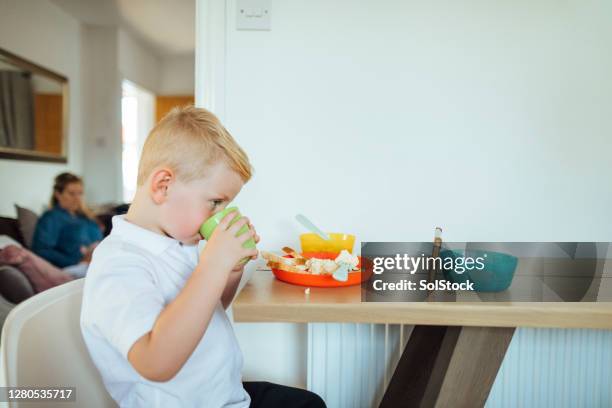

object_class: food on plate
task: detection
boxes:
[335,250,359,267]
[261,249,359,275]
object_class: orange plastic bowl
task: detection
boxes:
[271,251,372,288]
[299,233,356,254]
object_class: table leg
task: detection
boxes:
[379,325,515,408]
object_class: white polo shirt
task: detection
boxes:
[80,215,250,408]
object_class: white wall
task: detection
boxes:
[0,0,83,216]
[118,28,161,94]
[197,0,612,389]
[159,54,195,95]
[118,30,194,96]
[81,26,123,205]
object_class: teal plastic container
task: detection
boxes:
[440,249,518,292]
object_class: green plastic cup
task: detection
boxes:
[199,207,256,264]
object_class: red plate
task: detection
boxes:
[271,251,372,288]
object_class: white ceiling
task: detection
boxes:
[50,0,195,57]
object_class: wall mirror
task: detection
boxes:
[0,47,68,163]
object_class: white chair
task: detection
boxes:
[0,279,116,408]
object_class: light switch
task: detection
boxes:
[236,0,271,31]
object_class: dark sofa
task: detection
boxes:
[0,216,36,333]
[0,216,35,299]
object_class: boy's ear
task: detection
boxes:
[150,168,174,204]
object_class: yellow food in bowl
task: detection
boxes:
[300,233,356,254]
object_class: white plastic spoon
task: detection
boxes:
[295,214,330,241]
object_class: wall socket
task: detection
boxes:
[236,0,271,31]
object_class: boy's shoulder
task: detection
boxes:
[87,233,157,279]
[93,232,149,259]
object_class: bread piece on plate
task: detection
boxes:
[261,251,296,265]
[267,261,306,274]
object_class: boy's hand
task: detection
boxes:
[249,220,261,247]
[200,212,258,276]
[230,221,260,272]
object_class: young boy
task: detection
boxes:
[80,107,325,408]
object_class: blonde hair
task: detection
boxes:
[137,106,252,186]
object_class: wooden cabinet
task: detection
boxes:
[155,95,194,123]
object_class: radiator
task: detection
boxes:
[307,324,612,408]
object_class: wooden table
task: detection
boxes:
[233,271,612,408]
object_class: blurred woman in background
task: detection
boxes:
[32,172,102,272]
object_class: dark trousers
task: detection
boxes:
[243,381,326,408]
